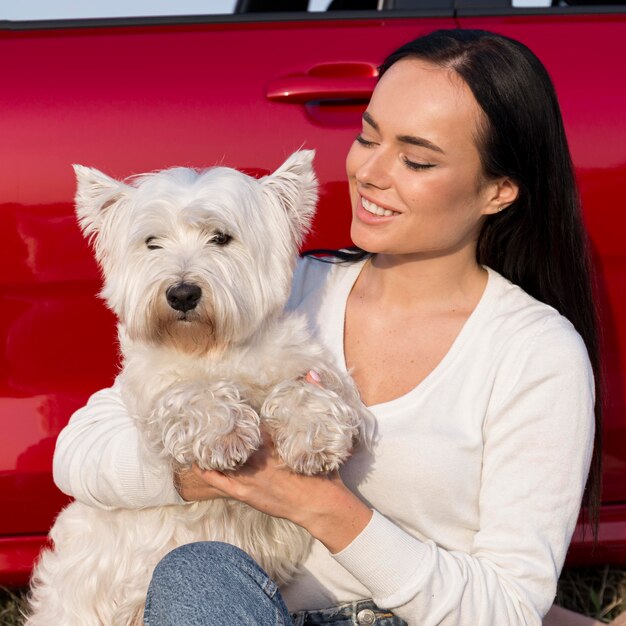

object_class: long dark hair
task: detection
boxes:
[310,29,603,535]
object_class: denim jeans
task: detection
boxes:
[144,541,407,626]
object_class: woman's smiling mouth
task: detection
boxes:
[361,197,400,217]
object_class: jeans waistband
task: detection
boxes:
[291,599,400,625]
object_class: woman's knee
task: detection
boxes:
[155,541,248,572]
[145,542,290,625]
[151,542,261,593]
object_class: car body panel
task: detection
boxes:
[456,12,626,506]
[1,6,625,586]
[1,14,457,586]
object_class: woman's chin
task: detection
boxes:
[349,228,377,254]
[349,222,393,255]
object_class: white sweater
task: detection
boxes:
[53,257,595,626]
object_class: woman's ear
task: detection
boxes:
[482,177,520,215]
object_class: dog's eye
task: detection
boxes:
[145,237,162,250]
[211,232,232,246]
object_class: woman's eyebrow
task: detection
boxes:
[397,134,444,154]
[362,111,445,155]
[362,111,379,131]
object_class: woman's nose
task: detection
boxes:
[355,149,392,190]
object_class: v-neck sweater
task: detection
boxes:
[53,256,595,626]
[279,256,594,625]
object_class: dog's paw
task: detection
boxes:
[149,381,261,470]
[197,406,262,471]
[261,376,361,475]
[275,434,351,475]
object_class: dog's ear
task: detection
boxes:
[260,150,318,245]
[73,165,131,239]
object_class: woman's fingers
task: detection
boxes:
[193,465,235,492]
[305,369,322,386]
[174,466,228,502]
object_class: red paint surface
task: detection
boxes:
[456,12,626,506]
[1,11,626,584]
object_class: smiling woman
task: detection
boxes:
[50,29,602,626]
[340,60,519,407]
[346,59,517,262]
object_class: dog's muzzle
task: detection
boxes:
[166,283,202,312]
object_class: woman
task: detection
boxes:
[54,29,606,625]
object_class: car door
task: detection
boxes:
[456,0,626,563]
[0,1,457,585]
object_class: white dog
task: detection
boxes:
[26,150,368,626]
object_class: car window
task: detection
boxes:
[3,0,624,22]
[457,0,626,11]
[513,0,626,5]
[510,0,625,5]
[0,1,234,20]
[0,0,383,21]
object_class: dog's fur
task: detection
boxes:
[26,151,368,625]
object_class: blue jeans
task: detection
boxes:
[144,541,407,625]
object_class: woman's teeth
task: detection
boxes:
[362,197,399,217]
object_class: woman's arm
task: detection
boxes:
[194,432,373,552]
[53,380,184,509]
[191,369,373,552]
[336,320,594,625]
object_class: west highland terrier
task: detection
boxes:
[26,150,368,626]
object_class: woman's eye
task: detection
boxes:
[145,237,162,250]
[211,232,232,246]
[355,134,376,147]
[402,157,436,171]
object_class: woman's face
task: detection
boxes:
[346,58,513,259]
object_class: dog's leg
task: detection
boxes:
[26,503,159,626]
[261,368,362,475]
[148,380,261,470]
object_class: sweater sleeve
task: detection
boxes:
[53,380,184,509]
[332,318,595,626]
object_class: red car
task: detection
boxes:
[2,0,625,587]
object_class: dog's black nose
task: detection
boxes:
[166,283,202,312]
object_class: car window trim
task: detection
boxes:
[0,8,456,31]
[455,0,626,16]
[3,4,624,30]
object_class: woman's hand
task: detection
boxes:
[175,371,325,503]
[174,467,228,502]
[192,431,372,553]
[178,370,373,552]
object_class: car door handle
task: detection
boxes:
[266,62,378,104]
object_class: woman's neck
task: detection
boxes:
[355,250,488,313]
